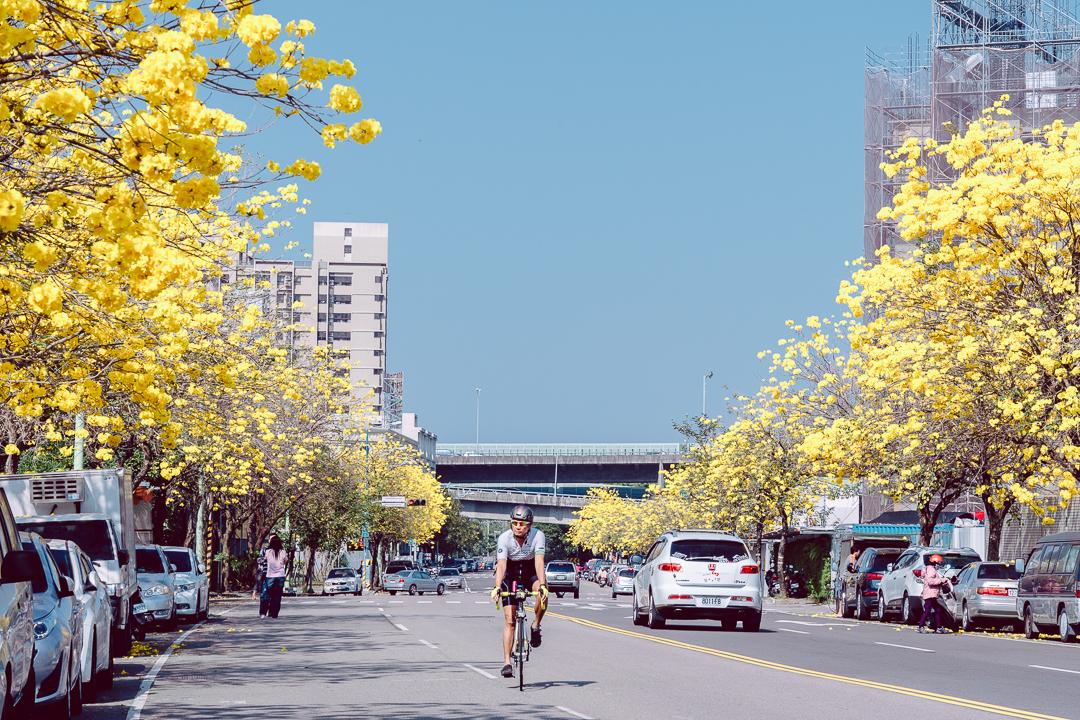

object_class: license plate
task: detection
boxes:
[134,603,147,613]
[556,575,566,580]
[696,596,729,608]
[1008,588,1017,597]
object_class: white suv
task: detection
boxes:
[877,546,982,624]
[632,530,763,631]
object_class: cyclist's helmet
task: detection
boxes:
[510,505,534,523]
[928,554,943,565]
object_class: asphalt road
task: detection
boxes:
[81,578,1080,720]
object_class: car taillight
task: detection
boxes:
[977,587,1010,596]
[658,563,682,573]
[866,573,883,581]
[668,594,692,600]
[913,569,923,578]
[741,565,759,574]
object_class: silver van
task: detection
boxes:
[1017,532,1080,642]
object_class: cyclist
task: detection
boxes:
[490,504,548,678]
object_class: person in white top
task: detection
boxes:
[490,505,548,678]
[264,535,287,619]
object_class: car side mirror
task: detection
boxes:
[886,563,894,572]
[117,550,130,566]
[58,575,75,599]
[0,550,39,585]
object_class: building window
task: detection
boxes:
[329,273,352,286]
[373,368,382,375]
[332,313,350,322]
[331,331,351,341]
[318,313,327,322]
[374,331,383,338]
[254,271,271,284]
[374,275,383,283]
[318,276,327,285]
[374,312,384,319]
[317,331,327,341]
[333,295,351,304]
[294,276,303,287]
[373,349,383,356]
[344,227,352,237]
[374,294,384,302]
[344,245,352,254]
[318,294,327,304]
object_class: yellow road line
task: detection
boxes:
[549,612,1065,720]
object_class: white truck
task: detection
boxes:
[0,468,138,656]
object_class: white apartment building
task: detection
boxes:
[225,222,389,423]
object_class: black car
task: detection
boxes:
[837,547,904,620]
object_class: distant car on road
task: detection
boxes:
[323,568,362,596]
[611,568,636,598]
[437,568,463,589]
[163,545,210,622]
[837,547,904,620]
[384,570,445,596]
[633,529,762,631]
[876,546,981,625]
[940,561,1021,632]
[384,559,418,577]
[545,561,579,599]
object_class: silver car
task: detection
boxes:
[611,567,637,598]
[48,539,113,700]
[633,529,763,631]
[164,546,210,621]
[383,570,444,596]
[323,567,362,596]
[436,568,463,590]
[941,561,1022,632]
[136,545,177,629]
[22,532,84,716]
[545,561,579,599]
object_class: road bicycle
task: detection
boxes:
[499,584,544,691]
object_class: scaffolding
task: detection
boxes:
[382,371,403,429]
[865,1,1080,259]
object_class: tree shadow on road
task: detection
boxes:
[144,701,581,719]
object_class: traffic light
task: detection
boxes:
[406,498,427,507]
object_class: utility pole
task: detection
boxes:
[474,387,481,450]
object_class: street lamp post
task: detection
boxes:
[474,387,481,450]
[702,371,713,418]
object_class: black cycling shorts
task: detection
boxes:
[500,559,538,607]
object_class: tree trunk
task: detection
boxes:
[303,543,317,594]
[917,501,939,546]
[754,521,764,566]
[777,524,789,600]
[980,494,1012,562]
[220,512,233,591]
[372,535,386,589]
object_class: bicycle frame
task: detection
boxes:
[500,582,539,691]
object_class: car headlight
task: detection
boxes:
[175,583,194,592]
[143,584,170,597]
[34,612,57,640]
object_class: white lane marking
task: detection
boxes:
[556,706,594,719]
[419,639,439,649]
[464,663,496,679]
[623,616,633,619]
[563,602,578,607]
[775,620,856,627]
[418,600,432,604]
[874,641,934,653]
[359,600,374,604]
[1030,664,1080,675]
[474,600,488,604]
[393,623,409,632]
[447,600,462,604]
[618,604,631,608]
[777,628,809,635]
[390,600,403,604]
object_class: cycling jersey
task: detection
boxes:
[497,528,546,605]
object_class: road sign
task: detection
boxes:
[381,496,406,507]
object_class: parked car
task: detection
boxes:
[384,570,444,596]
[384,560,417,577]
[1017,532,1080,641]
[0,488,37,716]
[323,568,363,596]
[611,568,637,598]
[437,568,463,590]
[877,546,982,624]
[632,529,762,631]
[939,561,1021,632]
[23,531,84,717]
[135,544,177,630]
[837,547,904,620]
[163,546,210,622]
[48,539,113,701]
[545,561,579,599]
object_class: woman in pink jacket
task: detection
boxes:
[917,554,947,634]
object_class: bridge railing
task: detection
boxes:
[437,443,685,457]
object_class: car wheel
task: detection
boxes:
[721,618,737,631]
[83,642,98,703]
[408,585,417,596]
[70,659,83,716]
[632,592,646,626]
[1059,608,1075,643]
[165,611,179,632]
[856,592,869,621]
[1024,605,1038,639]
[555,592,564,598]
[13,667,33,718]
[112,622,132,659]
[961,603,972,632]
[647,592,666,629]
[97,651,113,692]
[877,593,887,622]
[742,612,762,632]
[388,591,397,596]
[436,584,445,596]
[574,588,579,599]
[901,593,914,625]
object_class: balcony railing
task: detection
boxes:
[436,443,685,457]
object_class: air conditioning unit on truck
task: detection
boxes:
[0,468,137,656]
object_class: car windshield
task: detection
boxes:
[924,553,980,571]
[619,570,636,578]
[136,548,164,574]
[165,550,193,573]
[548,563,575,572]
[49,547,73,580]
[669,539,749,563]
[21,541,48,593]
[867,553,901,571]
[17,519,114,562]
[327,569,354,579]
[978,564,1022,580]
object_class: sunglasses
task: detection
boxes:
[511,520,531,527]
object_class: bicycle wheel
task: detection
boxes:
[516,614,526,691]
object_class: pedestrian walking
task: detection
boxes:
[917,553,947,634]
[252,538,270,618]
[264,535,288,619]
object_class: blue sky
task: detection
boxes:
[252,1,928,443]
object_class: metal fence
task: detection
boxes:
[436,443,685,457]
